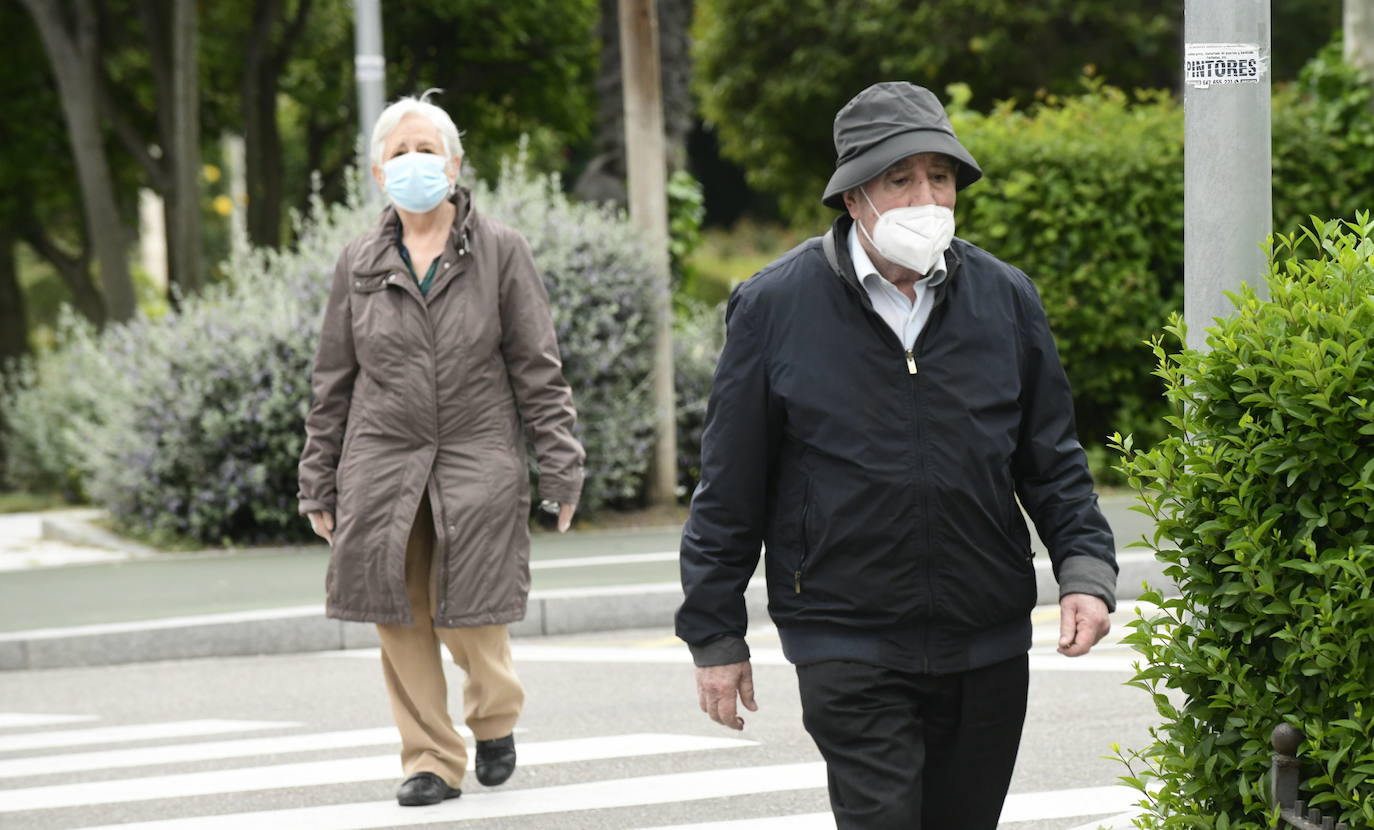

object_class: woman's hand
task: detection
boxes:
[307,511,335,545]
[557,502,577,533]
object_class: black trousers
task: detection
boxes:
[796,654,1029,830]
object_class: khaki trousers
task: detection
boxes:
[376,492,524,787]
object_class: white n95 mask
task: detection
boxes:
[858,187,955,275]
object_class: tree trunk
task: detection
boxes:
[20,0,134,323]
[0,229,28,367]
[167,0,203,293]
[1347,0,1374,80]
[243,0,284,248]
[574,0,693,205]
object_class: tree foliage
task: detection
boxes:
[694,0,1341,226]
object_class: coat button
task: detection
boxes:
[354,280,361,287]
[443,262,450,269]
[388,275,396,283]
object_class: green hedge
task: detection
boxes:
[946,43,1374,476]
[1110,215,1374,828]
[951,82,1183,464]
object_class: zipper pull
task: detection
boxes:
[905,350,918,375]
[794,571,802,594]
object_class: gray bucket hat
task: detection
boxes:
[822,82,982,210]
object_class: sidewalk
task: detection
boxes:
[0,494,1171,671]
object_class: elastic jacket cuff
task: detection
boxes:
[298,498,333,517]
[1057,555,1119,612]
[539,468,584,506]
[688,636,751,667]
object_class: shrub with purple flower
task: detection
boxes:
[1,154,719,545]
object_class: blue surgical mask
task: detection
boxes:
[381,152,452,213]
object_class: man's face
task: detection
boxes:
[842,152,957,228]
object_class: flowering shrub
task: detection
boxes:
[473,156,656,510]
[2,158,673,544]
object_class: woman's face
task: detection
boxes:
[371,114,460,191]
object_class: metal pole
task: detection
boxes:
[353,0,386,196]
[1346,0,1374,80]
[619,0,678,507]
[1184,0,1272,351]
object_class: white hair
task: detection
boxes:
[369,89,464,167]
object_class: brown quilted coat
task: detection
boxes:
[298,188,584,626]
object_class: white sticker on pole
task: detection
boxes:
[1185,43,1265,89]
[355,55,385,83]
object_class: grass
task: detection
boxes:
[681,220,810,306]
[0,491,68,514]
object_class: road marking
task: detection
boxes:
[0,733,754,813]
[0,720,297,754]
[69,761,828,829]
[1027,653,1137,673]
[0,713,99,730]
[333,644,1136,672]
[0,727,399,779]
[1065,810,1145,830]
[1000,786,1142,822]
[531,551,678,569]
[630,785,1142,828]
[637,814,835,829]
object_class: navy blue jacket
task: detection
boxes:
[676,216,1117,674]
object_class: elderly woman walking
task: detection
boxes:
[297,91,584,807]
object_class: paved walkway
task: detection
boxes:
[0,494,1167,670]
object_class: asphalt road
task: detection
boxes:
[0,604,1163,830]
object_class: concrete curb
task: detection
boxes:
[38,511,160,558]
[0,552,1175,672]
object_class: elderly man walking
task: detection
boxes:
[676,81,1119,829]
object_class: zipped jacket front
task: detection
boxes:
[676,215,1117,674]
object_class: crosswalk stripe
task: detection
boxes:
[1064,810,1143,830]
[0,714,99,730]
[69,761,829,830]
[0,720,298,754]
[333,644,1137,673]
[637,814,834,829]
[1026,653,1137,672]
[1000,786,1140,822]
[0,727,400,779]
[630,786,1142,829]
[0,733,754,813]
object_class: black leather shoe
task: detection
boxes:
[475,734,517,786]
[396,772,461,806]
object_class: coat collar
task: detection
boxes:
[352,187,476,279]
[822,213,962,308]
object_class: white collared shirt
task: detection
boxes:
[848,224,948,351]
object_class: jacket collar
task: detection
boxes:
[822,214,962,308]
[352,187,476,280]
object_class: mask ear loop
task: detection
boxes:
[447,156,462,196]
[856,185,883,250]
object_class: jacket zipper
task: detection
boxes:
[908,332,937,673]
[794,478,811,594]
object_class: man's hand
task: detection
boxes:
[1058,593,1111,656]
[307,511,334,545]
[695,661,758,730]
